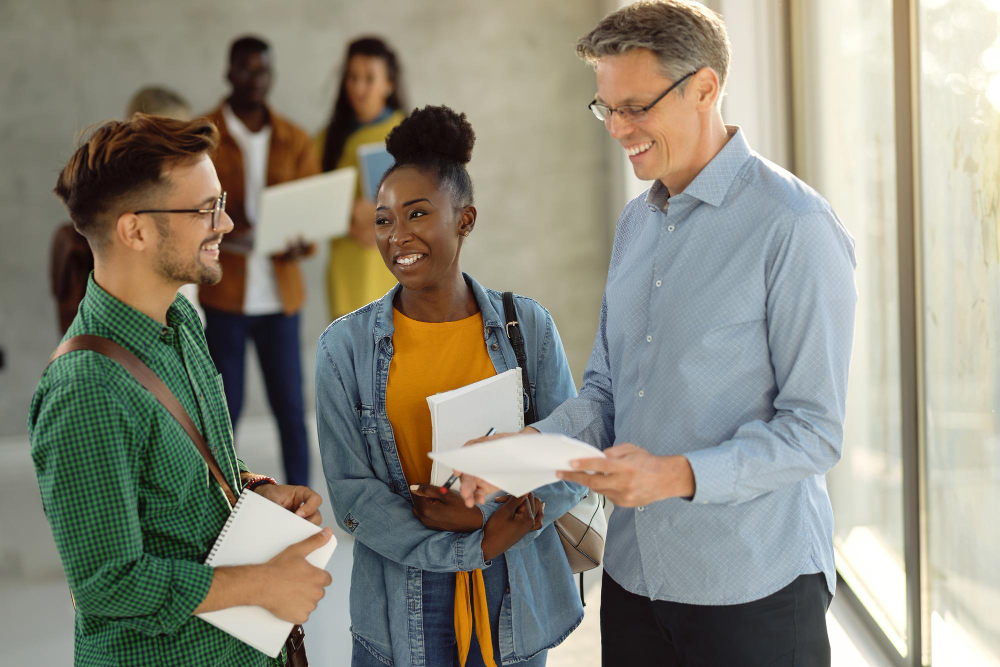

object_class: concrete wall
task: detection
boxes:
[0,0,610,437]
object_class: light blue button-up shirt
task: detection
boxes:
[534,127,857,605]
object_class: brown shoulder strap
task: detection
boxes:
[50,334,238,506]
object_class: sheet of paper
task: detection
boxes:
[426,368,524,487]
[427,433,605,496]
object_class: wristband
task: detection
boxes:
[245,475,278,492]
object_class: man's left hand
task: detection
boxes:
[253,483,323,525]
[556,443,695,507]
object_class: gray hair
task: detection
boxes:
[577,1,731,99]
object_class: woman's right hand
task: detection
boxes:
[481,493,544,561]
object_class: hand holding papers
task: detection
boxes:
[428,433,605,497]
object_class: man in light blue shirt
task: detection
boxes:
[462,2,856,665]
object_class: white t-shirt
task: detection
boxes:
[222,105,283,315]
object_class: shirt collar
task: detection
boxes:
[646,125,751,209]
[82,273,183,355]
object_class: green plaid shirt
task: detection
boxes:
[29,275,274,666]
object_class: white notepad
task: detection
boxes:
[426,368,526,487]
[428,433,606,496]
[196,490,337,658]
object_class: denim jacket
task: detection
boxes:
[315,274,586,667]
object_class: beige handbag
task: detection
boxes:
[553,490,607,573]
[503,293,608,586]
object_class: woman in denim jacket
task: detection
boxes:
[315,106,585,667]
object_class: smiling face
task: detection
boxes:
[374,165,474,293]
[345,54,394,124]
[151,155,233,286]
[595,48,703,188]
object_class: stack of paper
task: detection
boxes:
[426,368,525,487]
[428,433,605,496]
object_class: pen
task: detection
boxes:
[440,427,496,494]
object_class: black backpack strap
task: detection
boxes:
[502,292,538,424]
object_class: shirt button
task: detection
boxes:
[646,335,652,343]
[655,280,662,287]
[491,343,499,351]
[637,389,644,398]
[667,225,675,232]
[637,505,646,512]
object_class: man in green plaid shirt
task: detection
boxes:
[29,114,333,666]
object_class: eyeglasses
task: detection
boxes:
[134,191,227,231]
[588,70,699,124]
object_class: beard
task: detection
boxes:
[154,221,223,286]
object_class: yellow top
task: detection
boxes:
[316,110,406,321]
[385,307,498,667]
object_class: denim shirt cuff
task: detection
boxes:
[685,447,737,505]
[457,530,489,571]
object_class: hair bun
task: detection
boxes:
[385,105,475,166]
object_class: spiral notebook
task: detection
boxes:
[196,490,337,658]
[426,368,526,487]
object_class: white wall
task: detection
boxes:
[0,0,611,436]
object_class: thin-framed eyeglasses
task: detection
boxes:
[134,191,227,231]
[588,70,699,124]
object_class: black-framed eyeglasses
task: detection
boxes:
[134,191,227,231]
[588,70,699,124]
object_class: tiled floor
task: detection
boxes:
[1,416,892,665]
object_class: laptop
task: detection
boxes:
[252,166,357,256]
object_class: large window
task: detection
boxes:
[918,0,1000,663]
[792,0,908,654]
[794,0,1000,664]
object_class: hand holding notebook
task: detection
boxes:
[196,490,338,658]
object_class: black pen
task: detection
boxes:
[440,427,496,494]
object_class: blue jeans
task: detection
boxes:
[203,308,310,486]
[420,555,547,667]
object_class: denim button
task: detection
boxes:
[491,343,499,351]
[637,389,644,398]
[637,506,646,512]
[655,280,662,287]
[668,225,675,232]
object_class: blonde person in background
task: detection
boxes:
[317,36,406,320]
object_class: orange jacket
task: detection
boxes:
[198,104,320,315]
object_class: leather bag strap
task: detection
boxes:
[50,334,239,506]
[502,292,538,424]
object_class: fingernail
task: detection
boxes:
[570,460,581,469]
[297,509,305,516]
[409,484,419,491]
[556,472,564,479]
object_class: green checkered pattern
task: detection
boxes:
[28,275,275,666]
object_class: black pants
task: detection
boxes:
[600,571,832,667]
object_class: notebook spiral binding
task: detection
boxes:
[205,490,250,565]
